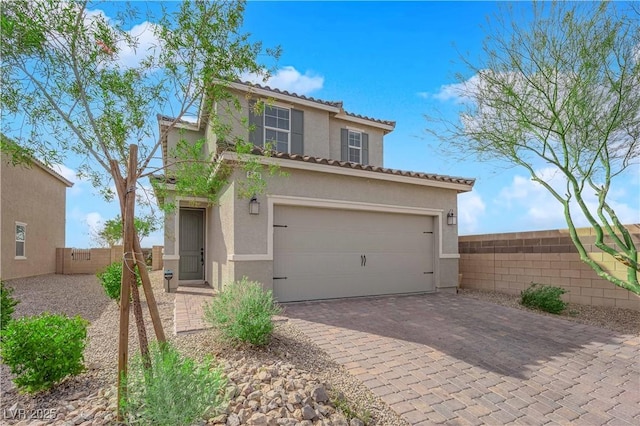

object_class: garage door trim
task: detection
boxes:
[228,195,454,262]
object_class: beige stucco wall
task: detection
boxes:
[164,128,206,176]
[228,164,460,293]
[1,160,68,279]
[163,161,464,294]
[329,117,385,167]
[233,166,459,254]
[206,182,235,292]
[200,88,385,166]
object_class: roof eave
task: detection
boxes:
[333,112,395,133]
[228,81,343,113]
[221,151,474,193]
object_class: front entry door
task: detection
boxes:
[179,208,204,281]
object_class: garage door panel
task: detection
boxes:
[274,253,359,277]
[275,229,378,252]
[273,205,436,302]
[276,229,430,253]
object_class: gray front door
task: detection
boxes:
[179,208,204,281]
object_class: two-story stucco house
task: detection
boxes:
[157,82,474,302]
[1,149,73,280]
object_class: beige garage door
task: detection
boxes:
[273,205,435,302]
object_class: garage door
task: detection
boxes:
[273,205,435,302]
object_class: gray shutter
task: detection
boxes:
[340,128,348,161]
[362,133,369,165]
[291,109,304,155]
[248,100,263,148]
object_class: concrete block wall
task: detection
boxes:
[56,246,123,275]
[459,225,640,310]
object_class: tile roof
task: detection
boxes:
[222,143,474,186]
[157,114,199,127]
[153,147,475,187]
[342,111,396,128]
[237,81,395,128]
[238,81,344,109]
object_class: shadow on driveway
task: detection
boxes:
[282,293,634,380]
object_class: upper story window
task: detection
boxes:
[341,128,369,165]
[264,106,290,153]
[249,101,304,155]
[15,222,26,258]
[348,131,362,163]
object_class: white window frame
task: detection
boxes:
[15,222,26,259]
[348,130,362,163]
[263,105,291,153]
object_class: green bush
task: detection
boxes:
[1,280,19,331]
[0,313,88,393]
[122,342,226,425]
[520,283,568,314]
[203,277,282,346]
[96,262,141,302]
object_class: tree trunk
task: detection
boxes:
[117,144,138,421]
[110,160,166,345]
[134,235,166,345]
[130,266,151,369]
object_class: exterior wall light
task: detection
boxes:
[447,209,457,226]
[249,196,260,215]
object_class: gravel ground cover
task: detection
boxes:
[0,272,406,425]
[1,273,637,425]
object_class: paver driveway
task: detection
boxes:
[282,293,639,425]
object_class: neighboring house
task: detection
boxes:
[156,82,475,302]
[0,149,73,280]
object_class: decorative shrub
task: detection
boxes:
[96,262,141,302]
[0,313,88,393]
[203,277,282,346]
[122,342,226,425]
[1,280,19,331]
[520,283,568,314]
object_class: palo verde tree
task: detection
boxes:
[429,1,639,294]
[1,0,277,415]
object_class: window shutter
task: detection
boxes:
[291,109,304,155]
[340,128,348,161]
[248,100,263,148]
[362,133,369,165]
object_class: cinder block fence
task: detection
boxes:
[56,245,164,275]
[459,225,640,311]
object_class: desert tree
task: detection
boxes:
[428,1,639,294]
[1,0,277,415]
[92,214,158,248]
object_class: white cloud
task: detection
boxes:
[241,66,324,95]
[431,74,482,104]
[458,192,486,234]
[113,21,162,69]
[52,163,79,183]
[85,212,104,235]
[495,167,640,230]
[52,163,87,196]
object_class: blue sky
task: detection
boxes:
[50,1,639,247]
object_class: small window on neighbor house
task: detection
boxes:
[264,105,290,153]
[348,130,362,163]
[15,222,26,258]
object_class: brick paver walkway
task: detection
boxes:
[283,294,640,425]
[173,285,214,334]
